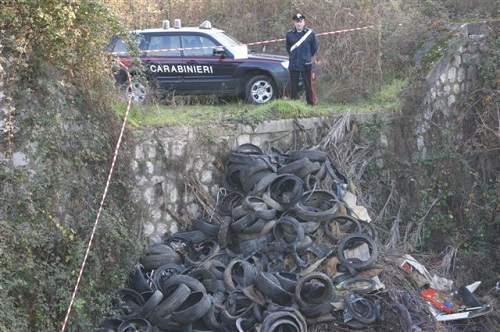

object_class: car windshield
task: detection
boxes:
[212,32,242,47]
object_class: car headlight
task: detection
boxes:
[281,61,289,69]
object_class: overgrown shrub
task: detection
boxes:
[4,0,123,83]
[1,1,145,330]
[0,65,145,330]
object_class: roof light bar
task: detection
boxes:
[199,20,212,29]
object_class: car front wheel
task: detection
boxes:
[245,75,277,104]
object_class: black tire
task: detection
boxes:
[254,272,292,305]
[344,293,377,324]
[171,291,212,325]
[153,283,191,317]
[337,233,378,270]
[323,215,362,243]
[117,318,152,332]
[245,75,277,104]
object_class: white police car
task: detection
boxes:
[109,19,291,104]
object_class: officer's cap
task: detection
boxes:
[292,13,305,21]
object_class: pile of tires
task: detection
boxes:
[95,144,410,331]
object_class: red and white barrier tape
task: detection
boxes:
[246,25,375,46]
[111,25,374,56]
[60,64,134,332]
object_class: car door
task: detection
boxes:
[141,33,183,91]
[181,33,240,94]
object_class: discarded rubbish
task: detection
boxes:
[398,254,493,323]
[421,288,454,313]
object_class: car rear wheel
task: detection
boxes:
[122,76,148,104]
[245,75,276,104]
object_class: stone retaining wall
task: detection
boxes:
[415,22,488,159]
[130,118,324,242]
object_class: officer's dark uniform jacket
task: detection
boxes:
[285,27,318,71]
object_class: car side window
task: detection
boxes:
[113,38,128,53]
[147,35,181,57]
[182,35,218,57]
[111,33,144,54]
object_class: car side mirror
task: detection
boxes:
[213,46,225,57]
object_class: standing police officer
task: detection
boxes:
[286,13,318,106]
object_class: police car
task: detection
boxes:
[108,19,291,104]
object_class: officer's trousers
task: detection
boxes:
[289,68,315,105]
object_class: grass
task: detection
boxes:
[356,78,406,111]
[111,79,406,128]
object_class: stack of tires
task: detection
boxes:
[96,144,393,331]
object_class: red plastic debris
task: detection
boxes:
[421,288,453,313]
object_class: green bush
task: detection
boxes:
[1,1,145,330]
